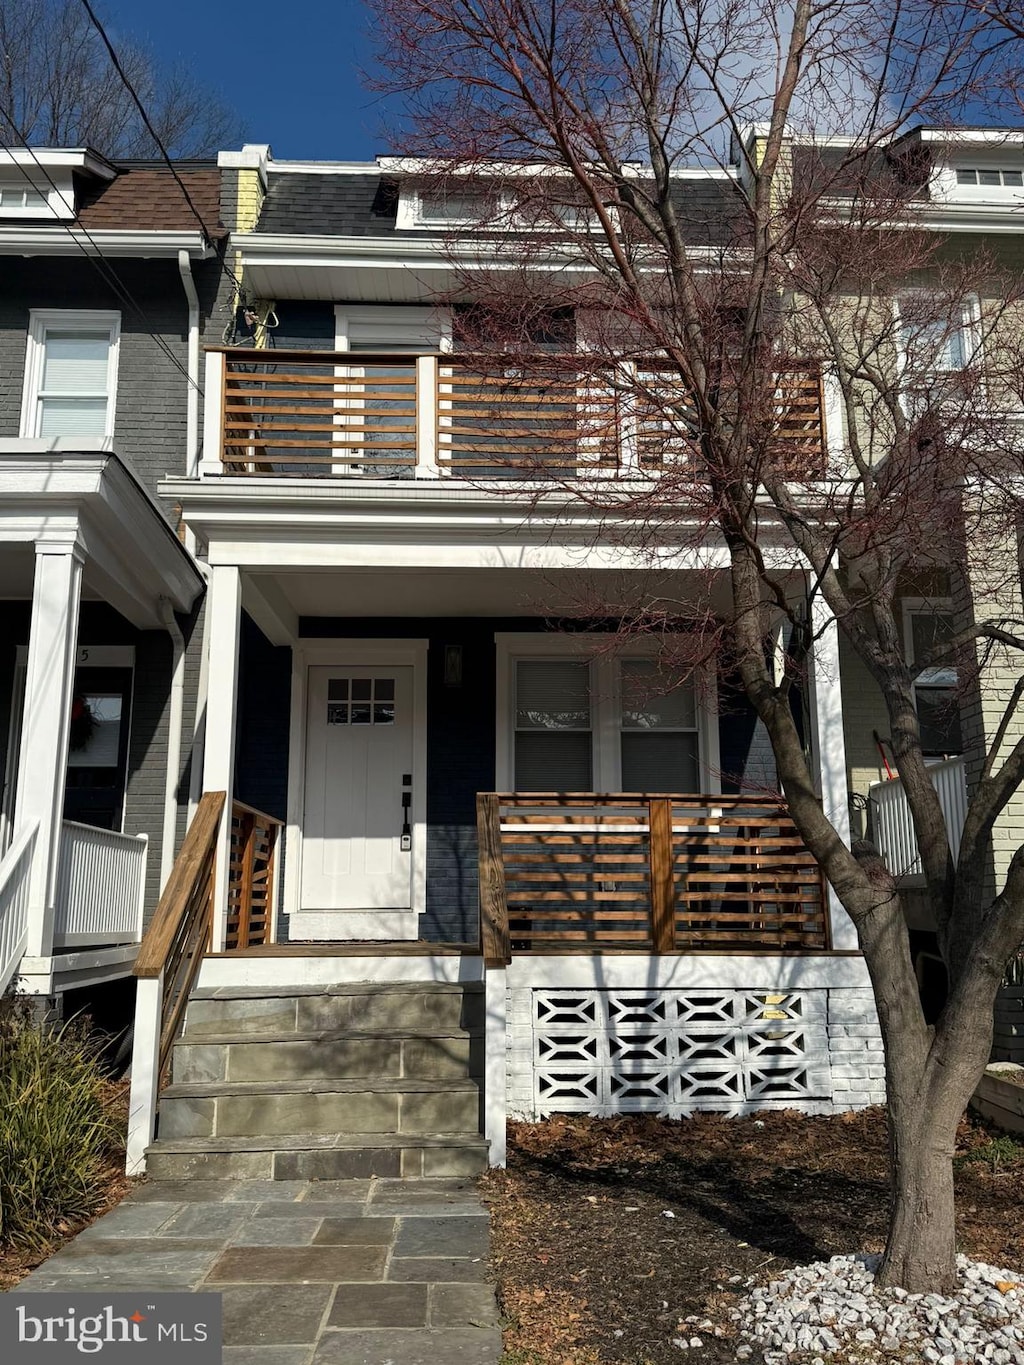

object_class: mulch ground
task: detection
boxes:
[481,1109,1024,1365]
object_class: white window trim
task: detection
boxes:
[20,309,121,440]
[494,633,720,794]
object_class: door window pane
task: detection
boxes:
[67,693,122,768]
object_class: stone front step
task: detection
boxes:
[143,1131,489,1181]
[184,982,485,1037]
[170,1027,482,1086]
[158,1076,483,1139]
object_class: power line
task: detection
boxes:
[77,0,211,243]
[0,119,203,397]
[76,0,249,300]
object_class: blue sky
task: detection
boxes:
[125,0,401,161]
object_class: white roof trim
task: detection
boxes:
[0,148,116,180]
[0,227,212,257]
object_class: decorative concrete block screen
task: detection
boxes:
[506,983,884,1119]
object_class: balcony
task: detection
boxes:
[202,348,826,479]
[868,757,968,881]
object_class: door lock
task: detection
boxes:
[400,784,412,852]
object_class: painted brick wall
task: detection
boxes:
[0,255,223,506]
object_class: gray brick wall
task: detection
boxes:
[0,255,224,506]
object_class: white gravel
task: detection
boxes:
[729,1253,1024,1364]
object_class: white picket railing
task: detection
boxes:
[0,823,37,995]
[869,757,969,880]
[54,821,148,947]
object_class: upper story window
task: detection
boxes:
[397,181,596,233]
[955,168,1023,189]
[903,599,962,757]
[897,294,980,393]
[0,172,74,219]
[20,311,120,440]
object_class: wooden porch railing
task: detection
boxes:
[227,801,283,951]
[477,793,829,960]
[205,347,825,479]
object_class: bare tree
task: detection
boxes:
[0,0,243,157]
[371,0,1024,1292]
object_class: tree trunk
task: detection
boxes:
[878,1105,960,1294]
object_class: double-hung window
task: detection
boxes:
[506,643,710,793]
[903,600,962,757]
[897,294,980,399]
[21,311,120,440]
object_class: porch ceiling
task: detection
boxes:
[0,543,139,606]
[246,566,737,620]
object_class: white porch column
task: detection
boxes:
[204,564,242,952]
[16,539,84,960]
[484,966,508,1166]
[807,591,859,951]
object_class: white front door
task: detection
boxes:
[300,664,416,936]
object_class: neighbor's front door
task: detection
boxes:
[300,665,415,934]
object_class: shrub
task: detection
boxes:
[0,998,124,1250]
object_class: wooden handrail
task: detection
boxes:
[134,790,225,1082]
[135,792,224,979]
[477,793,511,967]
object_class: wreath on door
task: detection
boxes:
[69,696,96,752]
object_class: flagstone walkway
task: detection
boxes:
[12,1177,502,1364]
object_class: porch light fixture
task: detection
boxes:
[444,644,463,687]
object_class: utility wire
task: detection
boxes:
[77,0,249,300]
[0,117,203,396]
[77,0,211,242]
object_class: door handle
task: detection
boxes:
[400,787,412,851]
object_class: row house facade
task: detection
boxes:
[0,131,1019,1179]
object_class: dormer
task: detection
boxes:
[0,148,115,221]
[917,129,1024,206]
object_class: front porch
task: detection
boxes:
[0,439,204,1000]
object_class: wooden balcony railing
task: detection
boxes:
[476,793,829,961]
[203,348,825,479]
